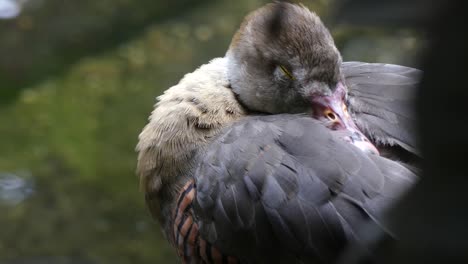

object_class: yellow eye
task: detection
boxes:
[279,65,294,80]
[324,109,337,121]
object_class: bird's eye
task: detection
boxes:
[324,109,337,121]
[279,65,294,80]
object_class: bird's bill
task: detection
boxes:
[310,82,379,155]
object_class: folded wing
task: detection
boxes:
[342,62,422,158]
[193,115,416,263]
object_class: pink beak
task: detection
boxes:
[310,82,379,155]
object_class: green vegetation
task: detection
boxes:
[0,0,213,101]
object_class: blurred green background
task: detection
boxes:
[0,0,422,263]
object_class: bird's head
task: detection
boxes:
[226,2,378,154]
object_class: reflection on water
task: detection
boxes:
[0,0,20,19]
[0,171,34,205]
[0,0,28,19]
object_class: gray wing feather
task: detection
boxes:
[193,115,416,263]
[342,61,422,156]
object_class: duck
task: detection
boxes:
[136,2,421,263]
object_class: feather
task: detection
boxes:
[192,115,417,263]
[342,61,422,157]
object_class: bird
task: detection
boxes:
[136,2,421,263]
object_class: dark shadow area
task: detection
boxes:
[335,0,468,262]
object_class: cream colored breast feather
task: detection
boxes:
[136,57,246,195]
